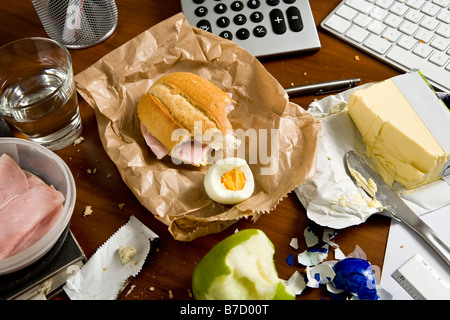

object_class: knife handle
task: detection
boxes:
[408,217,450,268]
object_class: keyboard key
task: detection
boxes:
[415,27,435,42]
[429,50,449,66]
[405,9,424,22]
[346,25,370,42]
[364,34,392,53]
[398,34,418,49]
[436,23,450,37]
[413,42,433,57]
[346,0,374,14]
[420,16,440,29]
[433,0,450,7]
[385,13,403,27]
[336,5,358,20]
[431,35,450,51]
[390,2,408,15]
[399,20,419,35]
[324,14,352,33]
[406,0,426,9]
[421,2,441,15]
[376,0,395,9]
[354,13,373,27]
[383,27,402,41]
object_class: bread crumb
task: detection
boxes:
[169,290,174,299]
[73,136,84,145]
[106,172,113,179]
[83,205,93,217]
[149,286,155,291]
[125,284,136,297]
[354,55,360,61]
[118,203,125,210]
[119,245,137,264]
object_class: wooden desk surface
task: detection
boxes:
[0,0,398,300]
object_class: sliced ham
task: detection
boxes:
[141,123,210,165]
[171,140,210,166]
[141,123,169,159]
[0,154,65,260]
[0,154,29,208]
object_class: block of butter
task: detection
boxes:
[348,71,450,190]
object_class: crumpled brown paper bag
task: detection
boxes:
[74,13,322,241]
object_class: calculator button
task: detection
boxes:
[234,14,247,25]
[219,30,233,40]
[286,6,303,32]
[193,0,205,4]
[194,6,208,17]
[270,9,287,34]
[214,4,227,14]
[253,25,268,37]
[283,0,296,3]
[197,19,212,32]
[231,1,244,11]
[217,16,230,28]
[247,0,261,9]
[236,28,251,40]
[267,0,280,5]
[250,11,264,22]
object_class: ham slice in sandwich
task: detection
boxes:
[137,72,240,166]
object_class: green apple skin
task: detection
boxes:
[192,228,295,300]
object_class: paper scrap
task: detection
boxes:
[64,216,158,300]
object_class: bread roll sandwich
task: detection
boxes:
[137,72,240,166]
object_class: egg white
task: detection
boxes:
[204,157,254,205]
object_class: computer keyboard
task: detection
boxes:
[180,0,321,58]
[322,0,450,92]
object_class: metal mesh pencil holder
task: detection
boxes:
[32,0,118,49]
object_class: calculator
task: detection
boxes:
[180,0,321,58]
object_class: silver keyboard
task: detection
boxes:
[180,0,321,58]
[322,0,450,92]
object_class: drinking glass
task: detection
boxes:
[0,37,82,150]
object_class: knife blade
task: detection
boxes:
[345,150,450,268]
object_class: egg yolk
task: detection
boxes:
[221,168,246,191]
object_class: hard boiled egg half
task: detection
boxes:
[204,157,254,205]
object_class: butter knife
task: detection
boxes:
[345,150,450,268]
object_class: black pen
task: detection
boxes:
[285,78,361,96]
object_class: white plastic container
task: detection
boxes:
[0,138,76,275]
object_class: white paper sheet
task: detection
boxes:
[380,205,450,300]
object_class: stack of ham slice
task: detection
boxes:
[0,154,65,260]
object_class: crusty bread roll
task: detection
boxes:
[137,72,238,165]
